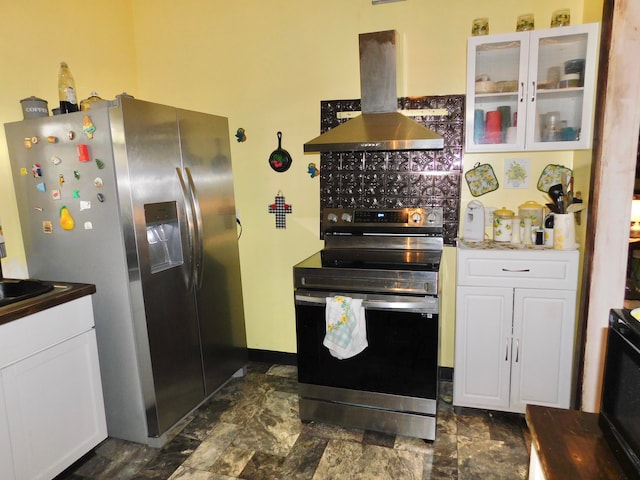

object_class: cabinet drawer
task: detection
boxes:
[0,296,95,368]
[457,248,579,289]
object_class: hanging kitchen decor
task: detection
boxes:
[268,191,292,228]
[464,162,499,197]
[537,164,572,193]
[235,128,246,142]
[307,162,319,178]
[268,131,292,172]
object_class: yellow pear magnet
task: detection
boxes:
[59,205,75,231]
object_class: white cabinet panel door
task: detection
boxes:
[453,286,513,409]
[3,330,107,480]
[511,288,577,413]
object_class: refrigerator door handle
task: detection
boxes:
[185,167,204,289]
[176,167,197,291]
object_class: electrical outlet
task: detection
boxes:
[485,207,497,227]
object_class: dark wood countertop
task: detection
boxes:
[526,404,630,479]
[0,280,96,326]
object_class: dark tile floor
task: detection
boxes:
[56,362,531,480]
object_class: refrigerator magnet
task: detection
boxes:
[32,164,42,177]
[51,155,62,165]
[73,190,80,199]
[42,221,53,234]
[84,221,93,230]
[80,201,91,211]
[95,159,105,169]
[36,182,46,192]
[94,177,103,188]
[77,144,90,162]
[52,190,61,200]
[82,115,96,139]
[20,168,28,176]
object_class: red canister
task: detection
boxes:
[485,111,502,144]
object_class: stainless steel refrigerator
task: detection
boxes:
[4,97,247,446]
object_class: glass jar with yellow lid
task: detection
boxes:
[493,207,514,242]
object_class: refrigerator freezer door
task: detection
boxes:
[5,109,150,443]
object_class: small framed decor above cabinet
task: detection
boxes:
[465,23,599,153]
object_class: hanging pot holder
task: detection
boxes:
[465,162,499,197]
[537,164,573,193]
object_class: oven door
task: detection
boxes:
[294,289,439,402]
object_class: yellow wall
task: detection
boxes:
[0,1,601,365]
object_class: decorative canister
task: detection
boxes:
[518,200,544,229]
[493,206,514,242]
[20,96,49,119]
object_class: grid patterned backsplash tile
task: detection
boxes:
[319,95,464,244]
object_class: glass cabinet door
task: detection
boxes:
[466,32,528,152]
[465,23,599,153]
[526,23,599,151]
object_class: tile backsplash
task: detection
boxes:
[319,94,464,244]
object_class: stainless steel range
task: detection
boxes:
[293,207,442,440]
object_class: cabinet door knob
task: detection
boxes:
[515,338,520,362]
[505,338,510,361]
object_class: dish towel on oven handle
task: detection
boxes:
[323,295,368,360]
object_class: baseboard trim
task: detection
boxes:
[439,366,453,381]
[248,349,297,366]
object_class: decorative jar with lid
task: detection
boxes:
[493,207,514,242]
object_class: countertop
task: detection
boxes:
[0,279,96,326]
[457,239,579,251]
[526,404,629,479]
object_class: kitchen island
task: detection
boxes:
[0,280,107,480]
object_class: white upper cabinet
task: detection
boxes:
[465,23,600,152]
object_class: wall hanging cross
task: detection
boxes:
[268,191,292,229]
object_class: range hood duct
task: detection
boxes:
[304,30,444,153]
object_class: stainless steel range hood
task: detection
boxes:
[304,30,444,153]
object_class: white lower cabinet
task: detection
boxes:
[0,295,107,480]
[454,248,579,413]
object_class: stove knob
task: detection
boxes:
[411,212,423,224]
[327,213,338,223]
[426,211,439,225]
[341,213,353,223]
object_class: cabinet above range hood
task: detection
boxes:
[304,30,444,153]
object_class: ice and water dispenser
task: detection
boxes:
[145,202,184,273]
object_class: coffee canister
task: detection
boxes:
[20,96,49,119]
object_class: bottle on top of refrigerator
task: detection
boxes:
[58,61,79,113]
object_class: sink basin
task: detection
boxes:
[0,279,55,307]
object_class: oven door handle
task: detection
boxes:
[295,294,435,311]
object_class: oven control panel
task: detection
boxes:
[323,207,443,229]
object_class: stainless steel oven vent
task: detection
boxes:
[304,30,444,152]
